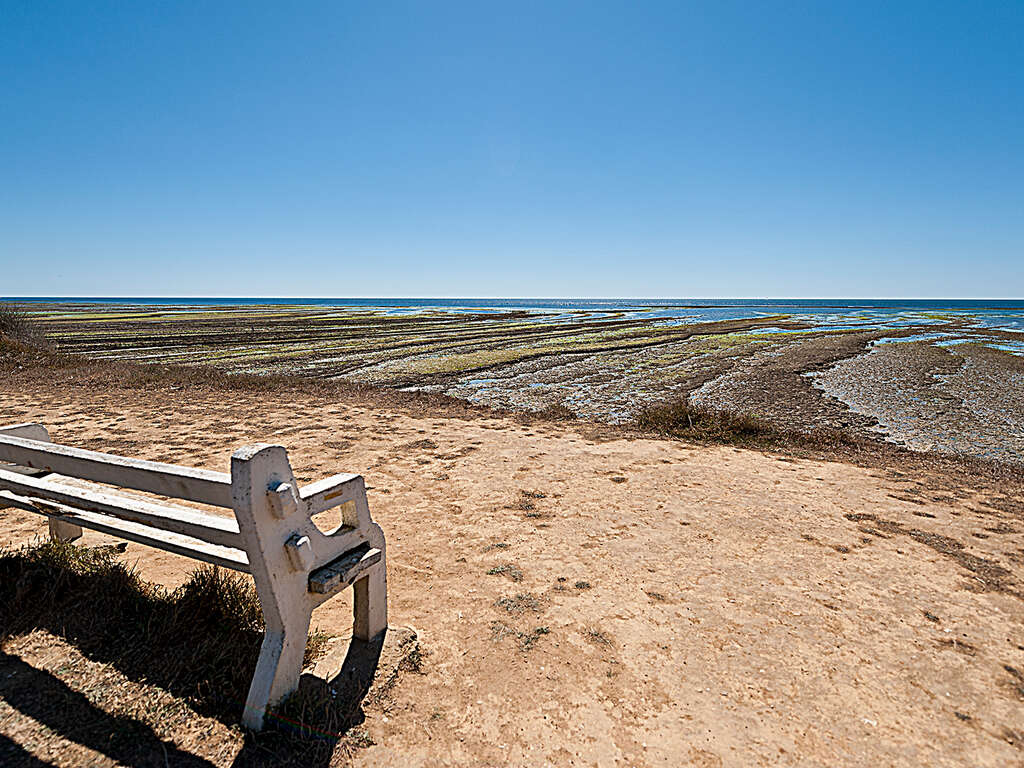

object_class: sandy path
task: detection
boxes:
[1,383,1022,767]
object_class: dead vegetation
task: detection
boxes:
[534,403,576,420]
[631,394,1023,492]
[582,626,613,647]
[486,563,525,582]
[633,399,772,444]
[489,621,550,651]
[0,327,492,427]
[0,540,275,710]
[632,396,877,454]
[0,304,44,347]
[494,593,542,614]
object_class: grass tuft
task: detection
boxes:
[534,403,576,420]
[0,303,39,344]
[633,399,769,443]
[0,304,50,360]
[494,593,541,614]
[583,626,613,646]
[486,563,524,582]
[633,397,880,457]
[0,540,421,763]
[489,621,550,651]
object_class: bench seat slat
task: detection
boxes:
[0,466,241,549]
[0,491,250,572]
[0,434,232,507]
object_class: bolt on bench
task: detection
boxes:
[0,422,387,730]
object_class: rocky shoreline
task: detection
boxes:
[14,302,1024,464]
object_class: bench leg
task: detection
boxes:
[233,444,320,731]
[353,562,387,641]
[354,520,387,641]
[232,444,389,730]
[49,518,83,543]
[242,607,313,731]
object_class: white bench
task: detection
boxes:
[0,422,387,731]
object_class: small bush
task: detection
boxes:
[0,303,43,346]
[535,403,576,420]
[633,398,881,459]
[0,303,28,338]
[633,399,771,444]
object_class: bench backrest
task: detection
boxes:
[0,422,233,504]
[0,423,374,572]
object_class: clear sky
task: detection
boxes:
[1,1,1022,298]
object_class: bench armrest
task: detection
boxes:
[299,472,364,514]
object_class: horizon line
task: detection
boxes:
[5,295,1024,302]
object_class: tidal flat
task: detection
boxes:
[16,300,1024,463]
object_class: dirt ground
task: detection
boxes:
[1,380,1023,767]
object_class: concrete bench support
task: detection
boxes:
[0,423,387,731]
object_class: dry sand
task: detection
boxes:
[1,380,1023,767]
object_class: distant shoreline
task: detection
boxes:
[5,296,1024,310]
[11,301,1024,463]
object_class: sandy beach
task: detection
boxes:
[1,368,1022,766]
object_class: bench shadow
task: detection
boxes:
[0,651,217,768]
[0,733,60,768]
[0,542,385,767]
[231,635,384,767]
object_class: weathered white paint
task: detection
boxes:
[0,467,241,548]
[0,423,388,732]
[1,493,251,571]
[298,472,362,510]
[308,545,381,595]
[0,433,233,506]
[0,424,85,542]
[0,422,52,441]
[230,444,387,730]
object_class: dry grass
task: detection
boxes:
[632,397,872,453]
[0,540,328,715]
[582,626,613,647]
[494,593,542,614]
[486,563,525,582]
[629,396,1024,499]
[633,399,774,444]
[0,328,510,427]
[489,621,550,651]
[0,305,53,364]
[0,304,38,344]
[534,403,576,420]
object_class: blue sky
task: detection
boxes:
[1,1,1022,298]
